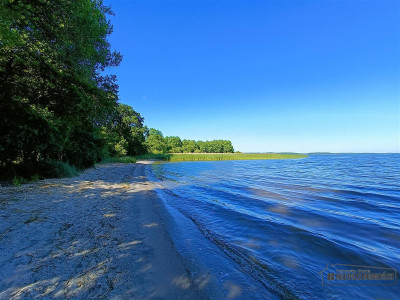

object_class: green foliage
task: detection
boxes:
[163,138,235,154]
[145,128,167,154]
[0,0,121,178]
[102,104,148,157]
[30,174,40,182]
[100,156,137,164]
[0,159,79,182]
[181,140,198,153]
[164,136,182,153]
[136,153,172,160]
[12,176,25,186]
[137,153,307,161]
[41,161,79,178]
[114,138,128,157]
[197,140,234,153]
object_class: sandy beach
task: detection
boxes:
[0,162,210,299]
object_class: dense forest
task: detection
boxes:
[0,0,234,181]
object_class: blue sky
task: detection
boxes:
[105,0,399,153]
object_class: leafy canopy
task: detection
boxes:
[0,0,121,176]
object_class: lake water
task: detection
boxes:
[147,154,399,299]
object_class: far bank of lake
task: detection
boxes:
[138,153,307,162]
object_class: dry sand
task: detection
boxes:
[0,161,212,299]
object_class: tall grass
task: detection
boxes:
[100,156,137,164]
[137,153,307,161]
[46,161,79,178]
[136,154,171,160]
[7,160,79,185]
[12,176,25,186]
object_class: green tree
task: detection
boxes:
[165,136,182,153]
[145,129,167,154]
[102,104,147,157]
[0,0,121,176]
[182,139,197,153]
[222,140,234,153]
[193,140,234,153]
[196,141,205,152]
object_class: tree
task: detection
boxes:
[145,129,167,154]
[194,140,234,153]
[222,140,234,153]
[165,136,182,153]
[196,140,205,152]
[0,0,121,176]
[102,104,147,157]
[182,139,197,153]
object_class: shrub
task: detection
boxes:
[30,174,40,182]
[12,176,25,186]
[53,162,78,178]
[39,160,78,178]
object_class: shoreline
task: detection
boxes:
[137,153,307,162]
[0,161,214,299]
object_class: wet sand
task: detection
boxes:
[0,161,209,299]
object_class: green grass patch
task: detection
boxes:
[100,156,137,164]
[136,154,171,160]
[137,153,307,161]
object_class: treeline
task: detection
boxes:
[0,0,139,179]
[0,0,234,181]
[145,130,234,154]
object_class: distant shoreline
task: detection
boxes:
[137,153,307,162]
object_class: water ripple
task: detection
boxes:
[150,154,400,299]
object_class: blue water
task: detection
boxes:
[149,154,400,299]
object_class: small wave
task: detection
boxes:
[148,154,400,299]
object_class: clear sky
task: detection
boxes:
[105,0,400,153]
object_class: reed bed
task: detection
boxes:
[137,153,307,161]
[100,156,137,164]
